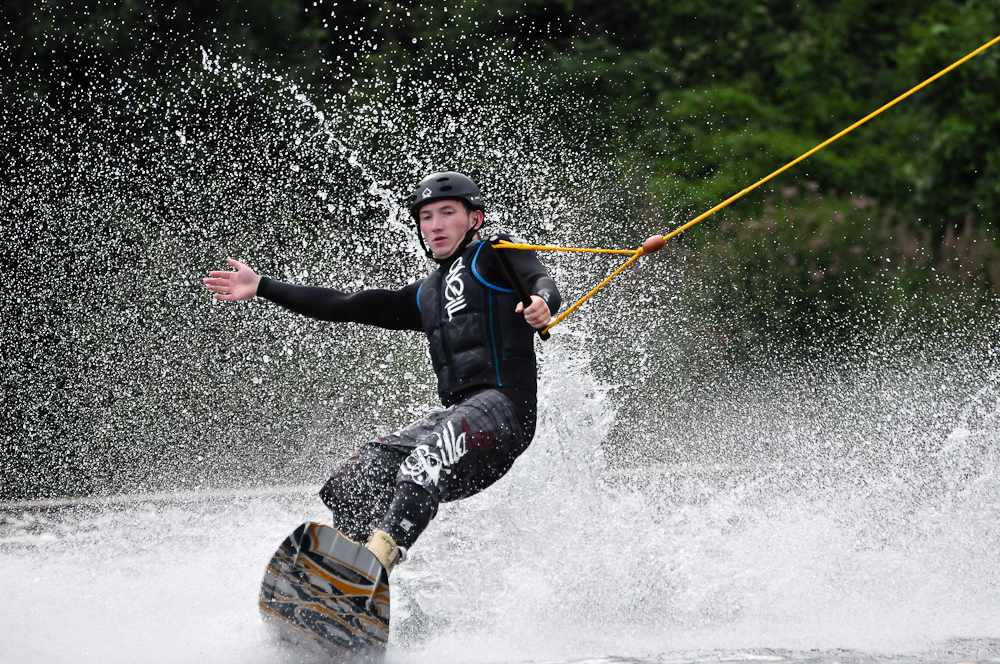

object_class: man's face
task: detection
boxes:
[418,199,482,259]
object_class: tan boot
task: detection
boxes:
[365,530,401,576]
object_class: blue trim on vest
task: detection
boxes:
[416,282,423,311]
[486,290,502,386]
[471,243,515,293]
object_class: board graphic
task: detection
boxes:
[260,522,390,660]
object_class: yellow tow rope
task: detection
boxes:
[495,33,1000,336]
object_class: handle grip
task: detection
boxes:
[490,236,550,341]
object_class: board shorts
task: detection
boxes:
[319,388,529,546]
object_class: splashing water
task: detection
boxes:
[2,337,1000,663]
[1,39,628,499]
[2,32,1000,664]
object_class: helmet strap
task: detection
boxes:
[417,229,433,259]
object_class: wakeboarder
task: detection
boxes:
[204,171,561,574]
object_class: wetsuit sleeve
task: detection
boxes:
[509,250,562,314]
[487,240,562,314]
[256,276,424,331]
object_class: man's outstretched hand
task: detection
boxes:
[515,295,551,330]
[203,257,261,301]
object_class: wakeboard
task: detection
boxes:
[259,522,390,661]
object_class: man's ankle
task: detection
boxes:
[365,529,402,576]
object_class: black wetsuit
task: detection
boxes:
[258,235,561,550]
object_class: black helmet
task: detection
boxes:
[407,171,485,219]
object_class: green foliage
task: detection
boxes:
[685,189,1000,355]
[575,0,1000,234]
[6,0,997,238]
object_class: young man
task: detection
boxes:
[204,172,561,574]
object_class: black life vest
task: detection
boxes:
[417,238,537,405]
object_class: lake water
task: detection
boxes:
[3,349,999,664]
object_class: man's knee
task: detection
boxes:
[319,444,402,542]
[397,444,445,502]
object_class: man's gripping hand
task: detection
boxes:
[515,295,551,330]
[204,257,262,301]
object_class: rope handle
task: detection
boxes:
[490,235,552,340]
[492,236,667,335]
